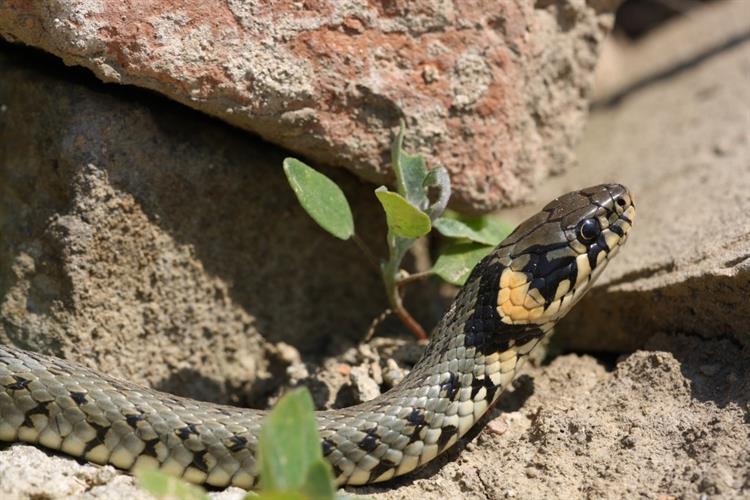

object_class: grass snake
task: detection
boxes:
[0,184,635,488]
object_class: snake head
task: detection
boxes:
[493,183,635,326]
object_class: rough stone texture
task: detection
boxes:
[0,44,422,407]
[498,0,750,351]
[0,443,246,499]
[361,334,750,499]
[593,0,750,102]
[0,0,620,212]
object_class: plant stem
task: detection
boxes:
[381,247,428,341]
[392,299,427,341]
[364,308,393,342]
[396,270,435,288]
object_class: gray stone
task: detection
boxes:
[499,1,750,351]
[0,46,414,406]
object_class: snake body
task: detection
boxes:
[0,184,635,488]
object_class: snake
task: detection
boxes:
[0,183,635,489]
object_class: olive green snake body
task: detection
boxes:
[0,184,635,488]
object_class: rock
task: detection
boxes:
[382,358,406,388]
[498,0,750,350]
[349,364,382,403]
[0,1,620,212]
[0,443,246,499]
[592,0,750,102]
[0,44,413,405]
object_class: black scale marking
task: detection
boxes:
[125,413,146,428]
[21,401,51,428]
[357,427,379,452]
[440,372,461,401]
[6,377,31,391]
[142,437,161,458]
[191,449,209,473]
[367,458,397,483]
[83,421,112,454]
[177,423,199,440]
[321,437,335,457]
[70,391,88,405]
[227,435,248,452]
[437,424,458,451]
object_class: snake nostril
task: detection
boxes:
[616,197,627,207]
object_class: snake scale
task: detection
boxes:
[0,184,635,488]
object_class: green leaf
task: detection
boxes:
[433,212,513,246]
[375,188,432,239]
[433,241,495,286]
[283,158,354,240]
[300,460,336,500]
[258,388,322,493]
[391,121,429,209]
[136,469,209,500]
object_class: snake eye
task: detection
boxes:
[577,218,599,242]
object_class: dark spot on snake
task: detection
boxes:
[70,391,88,405]
[440,372,460,401]
[437,424,458,450]
[610,224,624,236]
[597,232,610,253]
[321,437,335,457]
[27,401,50,416]
[330,460,344,480]
[523,250,576,305]
[191,449,209,473]
[470,375,499,402]
[408,428,425,443]
[226,435,247,452]
[126,413,146,428]
[216,408,233,417]
[143,437,161,458]
[6,377,31,390]
[358,428,379,452]
[21,401,51,428]
[83,421,111,454]
[177,423,199,440]
[407,412,427,443]
[616,196,627,207]
[587,244,601,270]
[407,408,425,426]
[367,459,396,483]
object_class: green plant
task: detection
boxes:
[283,122,513,340]
[137,388,348,500]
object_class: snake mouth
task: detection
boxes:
[496,184,635,327]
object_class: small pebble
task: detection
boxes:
[383,359,406,387]
[487,418,508,436]
[350,365,381,402]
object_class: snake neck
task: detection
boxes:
[318,253,556,485]
[416,252,554,382]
